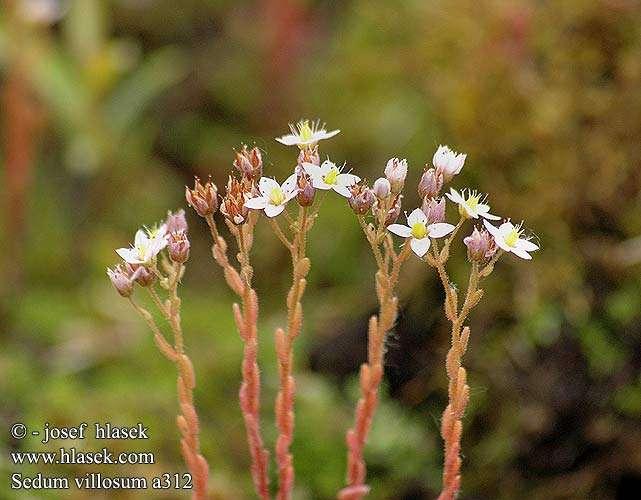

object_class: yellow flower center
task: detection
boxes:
[411,222,427,239]
[269,186,285,205]
[323,167,339,185]
[299,121,313,142]
[504,228,520,248]
[459,194,480,218]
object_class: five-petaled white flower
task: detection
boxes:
[244,175,299,217]
[446,188,500,220]
[433,145,466,180]
[303,159,360,198]
[483,220,539,260]
[116,226,168,264]
[388,208,455,257]
[276,120,340,148]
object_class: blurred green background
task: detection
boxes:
[2,0,641,498]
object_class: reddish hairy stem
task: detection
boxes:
[275,207,310,500]
[206,215,270,499]
[338,225,411,500]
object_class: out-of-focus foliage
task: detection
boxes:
[2,0,641,498]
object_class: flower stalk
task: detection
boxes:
[204,212,271,500]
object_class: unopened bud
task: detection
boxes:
[186,178,218,217]
[234,145,263,181]
[220,176,250,225]
[107,265,134,297]
[384,157,408,194]
[348,183,375,215]
[384,195,403,226]
[165,209,188,234]
[422,197,446,224]
[418,167,443,199]
[296,167,316,207]
[433,145,466,182]
[372,177,391,199]
[463,227,497,263]
[128,264,155,287]
[297,146,320,166]
[168,230,190,263]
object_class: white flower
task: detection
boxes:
[244,175,298,217]
[433,145,466,181]
[446,188,500,220]
[303,159,360,198]
[116,226,168,264]
[483,220,539,260]
[275,120,340,148]
[388,208,455,257]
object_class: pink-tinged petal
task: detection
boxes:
[264,204,286,217]
[410,237,431,257]
[407,208,427,226]
[333,185,353,198]
[336,173,360,187]
[282,173,298,193]
[275,134,299,145]
[516,239,539,252]
[511,247,533,260]
[245,196,269,209]
[428,222,455,238]
[446,188,464,204]
[259,177,280,195]
[387,224,412,238]
[302,162,323,178]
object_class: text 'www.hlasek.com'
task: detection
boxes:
[8,421,192,491]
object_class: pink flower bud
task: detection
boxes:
[348,183,375,215]
[296,168,316,207]
[165,209,188,234]
[129,264,156,287]
[168,230,190,263]
[233,145,263,181]
[372,177,391,199]
[418,167,443,199]
[463,227,497,263]
[297,145,320,166]
[433,145,466,182]
[422,197,446,224]
[384,157,408,194]
[220,176,251,225]
[384,195,403,226]
[107,265,135,297]
[186,177,218,217]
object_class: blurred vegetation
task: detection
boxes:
[2,0,641,498]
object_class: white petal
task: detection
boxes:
[407,208,427,226]
[284,189,299,202]
[116,248,139,264]
[483,220,502,238]
[259,177,280,195]
[516,239,539,252]
[275,134,299,146]
[134,229,148,247]
[245,196,269,209]
[319,159,336,175]
[428,223,455,238]
[317,129,340,140]
[336,173,360,186]
[312,178,332,190]
[480,210,501,220]
[302,162,323,178]
[511,247,533,260]
[494,237,514,253]
[499,222,515,236]
[333,185,353,198]
[282,173,298,193]
[387,224,412,238]
[264,204,286,217]
[446,188,464,204]
[410,237,431,257]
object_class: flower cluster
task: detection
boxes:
[108,209,190,297]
